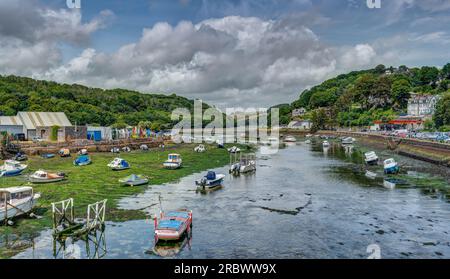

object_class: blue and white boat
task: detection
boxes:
[163,154,182,170]
[195,171,225,190]
[73,155,92,166]
[108,158,130,171]
[384,158,399,174]
[0,160,28,177]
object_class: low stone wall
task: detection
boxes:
[17,138,165,156]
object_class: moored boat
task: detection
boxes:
[322,141,330,147]
[107,158,130,171]
[364,151,379,165]
[305,139,312,144]
[195,171,225,190]
[13,152,28,162]
[163,154,182,169]
[154,209,193,243]
[78,149,88,155]
[111,147,120,153]
[58,148,71,157]
[0,160,27,177]
[194,145,206,153]
[73,155,92,166]
[41,153,55,159]
[29,170,65,184]
[284,135,297,143]
[119,174,149,186]
[342,137,356,145]
[365,170,378,179]
[384,158,400,174]
[0,187,41,222]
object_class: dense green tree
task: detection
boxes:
[391,79,411,109]
[374,64,386,74]
[434,93,450,128]
[0,75,216,128]
[310,108,329,132]
[441,63,450,79]
[309,88,338,109]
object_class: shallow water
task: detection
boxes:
[10,141,450,259]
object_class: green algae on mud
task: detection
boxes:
[0,144,244,247]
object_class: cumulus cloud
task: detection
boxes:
[37,15,378,107]
[0,0,113,75]
[0,1,385,108]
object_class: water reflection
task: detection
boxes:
[149,231,192,258]
[52,228,107,259]
[8,142,450,259]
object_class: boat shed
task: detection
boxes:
[0,116,23,135]
[17,112,72,140]
[87,126,112,141]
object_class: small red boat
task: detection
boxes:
[154,209,192,243]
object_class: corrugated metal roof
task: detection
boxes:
[17,112,72,130]
[0,116,22,126]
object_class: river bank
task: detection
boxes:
[281,129,450,170]
[0,144,243,258]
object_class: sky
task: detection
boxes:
[0,0,450,108]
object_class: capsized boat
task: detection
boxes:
[195,171,225,190]
[0,187,41,222]
[58,148,71,158]
[163,154,182,170]
[384,158,400,174]
[29,170,65,184]
[284,135,297,143]
[364,151,379,165]
[73,155,92,166]
[0,160,27,177]
[119,174,149,186]
[108,158,130,171]
[154,209,193,243]
[13,152,28,162]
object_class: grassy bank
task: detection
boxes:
[0,143,242,257]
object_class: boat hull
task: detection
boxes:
[384,165,399,174]
[0,195,39,221]
[30,177,64,184]
[164,162,181,169]
[120,179,149,186]
[110,166,130,171]
[239,164,256,173]
[365,159,379,166]
[0,168,26,177]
